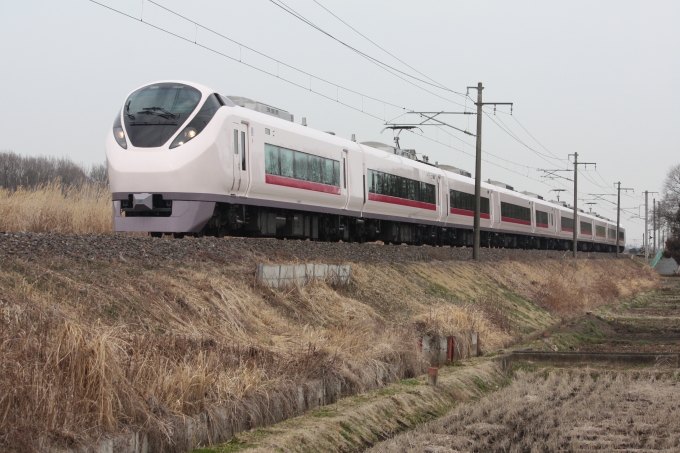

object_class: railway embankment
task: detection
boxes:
[0,233,657,452]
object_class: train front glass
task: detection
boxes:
[122,83,202,148]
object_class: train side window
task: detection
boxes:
[322,158,334,185]
[265,144,280,175]
[233,129,238,154]
[308,155,322,183]
[279,148,294,178]
[333,161,340,187]
[293,151,308,180]
[241,131,246,170]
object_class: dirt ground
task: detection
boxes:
[367,368,680,453]
[521,276,680,354]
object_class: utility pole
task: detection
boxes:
[643,190,659,263]
[569,152,596,258]
[615,182,634,258]
[466,83,513,260]
[653,198,657,254]
[645,191,648,262]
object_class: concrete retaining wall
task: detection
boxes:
[419,333,480,366]
[495,351,680,371]
[63,361,405,453]
[257,263,351,287]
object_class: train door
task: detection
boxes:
[234,122,250,196]
[341,149,350,209]
[231,123,241,192]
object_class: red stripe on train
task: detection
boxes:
[450,208,490,219]
[265,175,341,195]
[536,223,549,228]
[501,216,531,226]
[562,228,574,233]
[368,193,437,210]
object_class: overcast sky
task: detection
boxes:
[2,0,679,245]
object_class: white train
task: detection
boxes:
[106,80,625,251]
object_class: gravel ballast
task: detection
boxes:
[0,232,617,265]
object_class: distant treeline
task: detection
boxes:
[0,150,107,190]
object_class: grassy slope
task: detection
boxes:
[0,252,656,451]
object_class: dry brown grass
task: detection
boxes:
[0,259,426,452]
[368,368,680,452]
[0,212,659,452]
[0,182,112,233]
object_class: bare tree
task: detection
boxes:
[0,150,107,190]
[658,164,680,229]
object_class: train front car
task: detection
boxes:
[106,81,234,236]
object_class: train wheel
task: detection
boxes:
[173,233,185,239]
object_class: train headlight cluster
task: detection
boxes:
[112,110,127,149]
[171,127,199,147]
[170,94,223,149]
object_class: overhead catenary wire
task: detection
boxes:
[311,0,454,95]
[268,0,472,109]
[92,0,408,122]
[405,127,573,194]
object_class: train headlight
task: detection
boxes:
[169,94,223,149]
[171,127,198,148]
[112,110,127,149]
[113,127,127,149]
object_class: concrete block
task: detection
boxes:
[279,265,296,287]
[297,386,306,412]
[313,263,329,279]
[97,439,113,453]
[293,265,307,285]
[257,264,281,288]
[306,263,316,280]
[438,337,448,365]
[421,336,433,354]
[336,264,351,284]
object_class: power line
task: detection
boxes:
[311,0,452,94]
[268,0,471,108]
[92,0,408,122]
[483,111,566,166]
[405,127,571,194]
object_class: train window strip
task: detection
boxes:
[449,190,489,214]
[580,221,593,234]
[367,169,436,205]
[536,210,549,226]
[596,225,606,236]
[561,216,574,231]
[501,201,531,222]
[265,143,340,187]
[619,231,625,240]
[608,228,617,238]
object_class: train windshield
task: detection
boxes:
[123,83,202,148]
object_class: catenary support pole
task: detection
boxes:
[616,182,621,258]
[573,153,578,258]
[473,82,483,260]
[653,198,657,254]
[645,191,649,263]
[466,84,512,260]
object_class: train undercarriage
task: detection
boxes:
[148,202,622,253]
